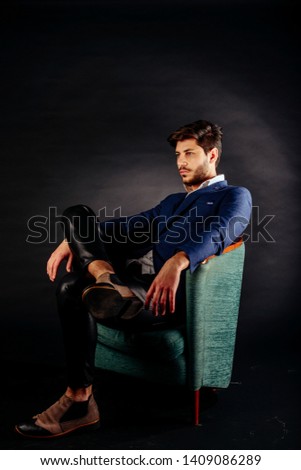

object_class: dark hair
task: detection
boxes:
[167,119,223,167]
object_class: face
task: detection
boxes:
[175,138,218,192]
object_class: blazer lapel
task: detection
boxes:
[158,181,228,237]
[172,180,228,217]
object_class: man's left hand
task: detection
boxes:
[145,251,189,316]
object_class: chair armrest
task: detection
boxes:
[185,243,245,390]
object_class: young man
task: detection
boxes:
[15,119,252,438]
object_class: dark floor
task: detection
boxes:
[1,352,300,450]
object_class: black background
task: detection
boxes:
[0,0,300,450]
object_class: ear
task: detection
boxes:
[208,147,219,165]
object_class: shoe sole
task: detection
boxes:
[14,419,100,439]
[82,285,142,320]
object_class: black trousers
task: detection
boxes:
[57,205,184,389]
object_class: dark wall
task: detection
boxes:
[1,0,299,366]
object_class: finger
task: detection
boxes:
[50,258,60,282]
[153,288,163,316]
[46,260,50,277]
[66,253,73,272]
[148,288,158,316]
[169,289,175,313]
[152,297,159,316]
[159,290,167,316]
[46,257,54,279]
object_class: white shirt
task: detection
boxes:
[186,174,225,196]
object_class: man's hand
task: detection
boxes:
[145,251,189,316]
[46,240,73,282]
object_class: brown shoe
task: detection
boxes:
[15,394,100,439]
[82,273,143,320]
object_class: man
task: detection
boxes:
[15,119,252,438]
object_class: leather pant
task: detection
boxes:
[57,205,184,389]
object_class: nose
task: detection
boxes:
[177,154,187,168]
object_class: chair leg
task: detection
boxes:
[194,389,201,426]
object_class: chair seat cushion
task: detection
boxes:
[96,324,185,362]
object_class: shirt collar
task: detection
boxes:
[185,174,225,195]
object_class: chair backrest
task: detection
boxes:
[185,243,245,390]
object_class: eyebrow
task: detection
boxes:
[175,148,195,155]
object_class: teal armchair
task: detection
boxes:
[94,242,245,425]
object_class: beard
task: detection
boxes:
[181,162,211,189]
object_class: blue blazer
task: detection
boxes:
[100,180,252,275]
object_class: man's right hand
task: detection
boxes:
[46,240,74,282]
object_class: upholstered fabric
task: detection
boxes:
[95,244,245,391]
[95,341,187,386]
[96,324,185,361]
[186,243,245,390]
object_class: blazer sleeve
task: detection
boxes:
[99,201,162,246]
[176,186,252,273]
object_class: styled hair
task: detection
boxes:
[167,119,223,167]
